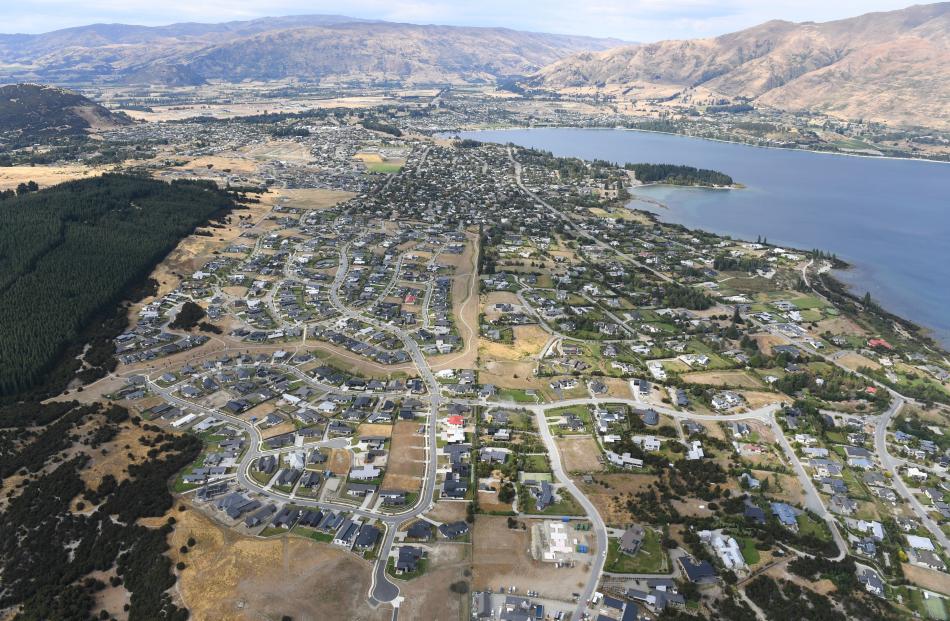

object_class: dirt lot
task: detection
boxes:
[556,436,604,473]
[327,448,353,476]
[602,377,634,399]
[834,351,882,372]
[480,324,549,363]
[425,500,468,524]
[815,315,868,338]
[682,370,763,389]
[472,516,591,599]
[753,334,788,356]
[478,360,544,390]
[903,563,950,595]
[169,508,388,621]
[398,543,470,621]
[738,390,785,409]
[478,486,514,513]
[381,421,425,493]
[357,423,394,438]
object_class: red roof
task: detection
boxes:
[868,338,893,350]
[447,415,465,426]
[866,386,878,394]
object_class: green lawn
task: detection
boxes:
[295,527,333,543]
[171,478,199,493]
[740,537,761,565]
[249,468,273,486]
[797,513,832,542]
[604,530,667,574]
[790,295,826,310]
[926,598,949,621]
[497,388,538,403]
[366,161,403,174]
[521,454,551,473]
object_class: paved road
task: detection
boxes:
[876,394,950,552]
[329,244,444,604]
[529,404,608,620]
[147,238,447,608]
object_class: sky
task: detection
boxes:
[4,0,923,41]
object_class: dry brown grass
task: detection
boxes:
[0,164,109,191]
[327,448,353,476]
[398,543,470,621]
[381,422,425,493]
[682,370,763,389]
[738,391,785,409]
[278,188,356,209]
[902,563,950,595]
[753,334,787,356]
[480,324,549,363]
[834,352,882,372]
[425,500,468,524]
[816,315,868,338]
[472,516,591,598]
[178,155,259,175]
[356,423,394,438]
[169,507,388,621]
[577,474,656,527]
[78,423,155,489]
[478,361,543,390]
[556,436,604,473]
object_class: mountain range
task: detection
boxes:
[0,4,947,129]
[0,16,625,86]
[528,3,950,129]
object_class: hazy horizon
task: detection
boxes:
[3,0,929,42]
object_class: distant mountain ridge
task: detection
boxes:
[0,15,627,86]
[527,2,950,129]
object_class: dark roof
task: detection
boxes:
[680,557,716,582]
[439,521,469,539]
[407,521,434,540]
[354,525,381,549]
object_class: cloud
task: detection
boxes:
[3,0,919,40]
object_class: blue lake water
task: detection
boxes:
[456,128,950,347]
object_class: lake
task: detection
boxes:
[454,128,950,347]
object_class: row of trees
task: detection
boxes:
[0,180,38,200]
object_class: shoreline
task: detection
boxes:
[442,125,950,165]
[625,203,946,350]
[456,125,950,350]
